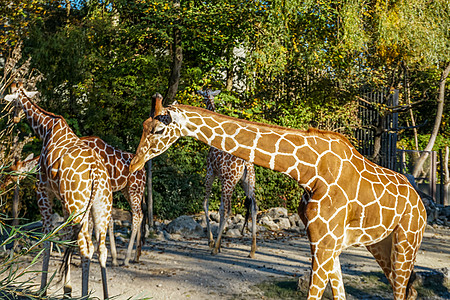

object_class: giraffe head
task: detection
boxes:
[197,89,221,111]
[0,153,36,190]
[4,82,39,123]
[129,102,185,173]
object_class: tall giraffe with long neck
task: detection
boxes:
[130,102,426,300]
[197,89,257,257]
[3,137,146,267]
[4,83,112,299]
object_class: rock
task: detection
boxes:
[442,206,450,218]
[289,213,301,227]
[274,218,291,230]
[266,207,288,219]
[260,215,279,231]
[225,228,242,238]
[209,211,220,223]
[51,213,64,228]
[231,214,245,224]
[166,215,204,237]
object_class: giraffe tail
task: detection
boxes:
[241,196,252,235]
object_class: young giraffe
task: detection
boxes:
[3,137,146,267]
[4,83,112,299]
[129,102,427,300]
[197,89,257,258]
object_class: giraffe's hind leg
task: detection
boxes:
[367,226,422,300]
[204,168,215,248]
[124,190,144,266]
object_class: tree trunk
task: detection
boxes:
[445,146,449,205]
[226,46,234,91]
[165,0,182,104]
[146,160,153,228]
[412,62,450,177]
[12,186,19,226]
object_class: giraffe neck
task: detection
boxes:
[175,105,352,188]
[18,91,76,143]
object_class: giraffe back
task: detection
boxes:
[80,136,146,194]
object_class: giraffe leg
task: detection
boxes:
[212,187,232,255]
[124,193,143,266]
[308,246,345,300]
[91,186,112,299]
[108,218,118,267]
[391,224,422,300]
[240,164,257,258]
[36,186,53,295]
[204,169,215,248]
[329,256,346,300]
[366,233,395,287]
[77,220,95,298]
[134,222,142,262]
[249,196,257,258]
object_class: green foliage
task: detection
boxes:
[2,0,449,221]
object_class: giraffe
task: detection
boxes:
[80,136,146,266]
[0,153,37,191]
[4,83,112,299]
[2,136,146,267]
[197,89,257,258]
[129,102,427,300]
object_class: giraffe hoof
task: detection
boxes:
[211,248,219,255]
[112,260,119,267]
[248,252,255,259]
[208,241,215,248]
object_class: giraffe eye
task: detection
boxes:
[154,128,164,135]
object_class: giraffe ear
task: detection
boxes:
[10,82,17,93]
[24,91,39,98]
[211,90,221,96]
[4,93,18,102]
[167,109,181,123]
[25,153,34,161]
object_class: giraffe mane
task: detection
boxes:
[20,90,68,124]
[173,104,354,146]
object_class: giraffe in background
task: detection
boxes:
[197,89,257,258]
[4,83,112,299]
[3,136,146,267]
[80,136,145,266]
[129,101,426,300]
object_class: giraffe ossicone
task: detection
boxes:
[197,89,257,258]
[130,100,426,300]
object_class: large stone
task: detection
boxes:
[166,215,204,237]
[260,215,279,231]
[209,211,220,223]
[225,228,242,238]
[274,217,291,230]
[266,207,288,219]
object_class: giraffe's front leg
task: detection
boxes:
[308,244,346,300]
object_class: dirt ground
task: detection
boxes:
[16,210,450,300]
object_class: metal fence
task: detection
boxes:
[355,89,399,170]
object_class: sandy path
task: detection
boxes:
[24,224,449,300]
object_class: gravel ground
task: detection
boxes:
[15,220,449,300]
